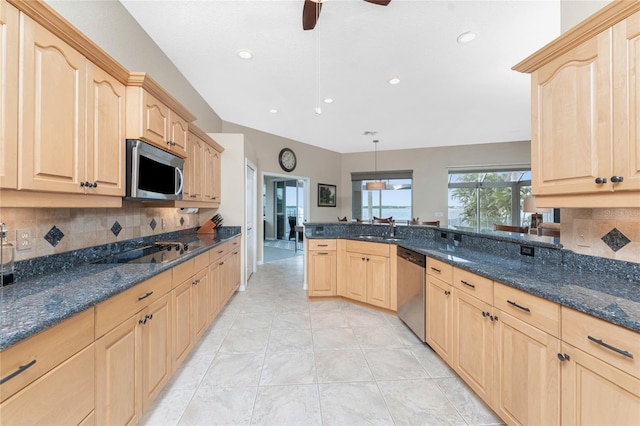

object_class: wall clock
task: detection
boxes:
[278,148,297,172]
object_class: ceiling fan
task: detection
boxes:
[303,0,391,31]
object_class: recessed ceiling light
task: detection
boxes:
[269,109,278,113]
[388,77,400,85]
[457,31,476,44]
[237,49,253,59]
[323,98,333,104]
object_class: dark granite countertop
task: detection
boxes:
[305,223,640,334]
[0,232,240,351]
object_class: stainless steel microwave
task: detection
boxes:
[125,139,184,201]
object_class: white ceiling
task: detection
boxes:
[120,0,561,154]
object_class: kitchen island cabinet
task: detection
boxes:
[307,239,337,297]
[514,4,640,207]
[340,240,393,309]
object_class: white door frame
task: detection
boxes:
[243,159,257,290]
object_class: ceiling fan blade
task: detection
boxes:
[303,0,323,31]
[363,0,391,5]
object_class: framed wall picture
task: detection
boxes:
[318,183,336,207]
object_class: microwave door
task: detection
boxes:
[175,167,184,196]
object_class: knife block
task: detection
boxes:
[197,220,217,234]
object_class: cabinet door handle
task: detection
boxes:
[0,360,37,385]
[587,336,634,359]
[444,290,451,296]
[430,267,441,273]
[595,177,608,184]
[610,176,624,183]
[460,280,475,289]
[507,300,531,313]
[137,291,153,301]
[557,353,570,362]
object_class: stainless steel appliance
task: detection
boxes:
[397,246,426,342]
[92,241,195,264]
[125,139,184,201]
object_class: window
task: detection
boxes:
[448,169,534,232]
[351,171,413,221]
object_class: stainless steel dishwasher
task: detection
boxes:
[397,246,426,342]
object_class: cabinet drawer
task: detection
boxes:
[345,240,390,257]
[0,344,94,426]
[194,252,210,272]
[562,307,639,379]
[210,242,228,264]
[0,308,94,402]
[95,270,172,338]
[452,267,493,304]
[172,258,194,288]
[494,282,560,337]
[426,258,453,284]
[309,239,336,251]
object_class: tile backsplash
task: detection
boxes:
[1,202,201,261]
[561,208,640,264]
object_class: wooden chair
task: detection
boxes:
[538,224,560,237]
[372,216,393,224]
[409,219,440,226]
[493,224,528,233]
[337,216,348,222]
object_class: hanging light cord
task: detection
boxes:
[315,3,321,114]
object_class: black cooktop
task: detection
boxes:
[93,242,192,264]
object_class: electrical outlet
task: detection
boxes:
[16,229,33,251]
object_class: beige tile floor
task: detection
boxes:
[140,256,503,426]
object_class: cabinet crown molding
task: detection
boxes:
[188,124,224,152]
[8,0,130,83]
[513,0,640,73]
[127,72,196,122]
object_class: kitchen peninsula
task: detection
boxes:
[304,222,640,426]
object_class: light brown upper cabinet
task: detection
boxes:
[19,13,87,194]
[514,4,640,207]
[2,0,129,207]
[0,0,19,190]
[126,73,195,158]
[179,124,224,207]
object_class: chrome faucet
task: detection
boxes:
[388,220,396,238]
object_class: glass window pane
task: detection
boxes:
[353,177,412,221]
[479,186,512,230]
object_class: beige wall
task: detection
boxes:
[341,141,531,223]
[560,0,612,33]
[45,0,222,132]
[222,121,343,224]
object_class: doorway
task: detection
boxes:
[262,174,309,263]
[245,160,257,286]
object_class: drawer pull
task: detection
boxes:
[587,336,634,359]
[218,250,224,254]
[137,291,154,301]
[460,280,475,289]
[318,244,328,247]
[0,360,37,385]
[430,267,441,273]
[507,300,531,313]
[317,252,329,255]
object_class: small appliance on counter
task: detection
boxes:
[197,214,224,234]
[0,223,15,286]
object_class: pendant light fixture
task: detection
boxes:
[366,139,386,190]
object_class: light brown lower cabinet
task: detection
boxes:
[492,310,560,426]
[559,342,640,425]
[141,294,172,412]
[425,274,453,364]
[452,289,494,405]
[191,266,210,342]
[308,239,337,297]
[0,344,95,426]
